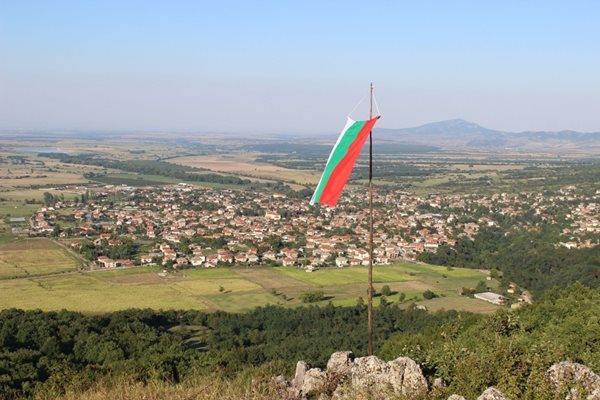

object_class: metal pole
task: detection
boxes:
[367,82,374,356]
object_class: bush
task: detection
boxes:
[423,290,436,299]
[300,290,324,303]
[381,285,392,296]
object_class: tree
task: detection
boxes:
[475,280,488,293]
[43,192,55,206]
[381,285,392,296]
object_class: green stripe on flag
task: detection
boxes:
[312,120,366,203]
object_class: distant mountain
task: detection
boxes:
[376,119,600,153]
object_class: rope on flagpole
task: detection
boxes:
[347,95,366,119]
[373,91,382,117]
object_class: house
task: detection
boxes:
[139,254,153,264]
[265,210,281,220]
[191,256,205,266]
[205,254,218,267]
[282,257,295,266]
[176,257,189,266]
[335,257,348,268]
[96,256,118,268]
[235,253,248,263]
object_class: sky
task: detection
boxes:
[1,1,600,134]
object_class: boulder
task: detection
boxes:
[292,361,309,389]
[287,352,428,399]
[546,361,600,398]
[587,388,600,400]
[350,355,428,397]
[448,395,467,400]
[351,355,389,389]
[434,377,448,388]
[388,356,429,396]
[301,368,327,395]
[477,387,510,400]
[326,351,355,379]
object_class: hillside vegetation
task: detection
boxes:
[0,284,598,399]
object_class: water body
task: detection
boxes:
[14,147,64,153]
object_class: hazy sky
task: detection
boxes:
[1,1,599,134]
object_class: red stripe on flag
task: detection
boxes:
[319,116,380,206]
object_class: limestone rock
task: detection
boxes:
[351,355,389,389]
[448,395,467,400]
[587,388,600,400]
[350,355,428,397]
[388,356,429,396]
[301,368,327,395]
[286,352,428,399]
[546,361,600,398]
[434,377,448,388]
[477,387,510,400]
[326,351,355,379]
[292,361,309,389]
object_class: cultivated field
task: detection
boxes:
[169,154,320,184]
[0,239,80,279]
[0,262,500,314]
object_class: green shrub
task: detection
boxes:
[300,290,325,303]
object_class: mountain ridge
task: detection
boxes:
[375,119,600,152]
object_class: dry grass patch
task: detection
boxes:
[0,239,78,279]
[169,154,319,184]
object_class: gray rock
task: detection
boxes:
[326,351,355,379]
[477,387,510,400]
[388,356,429,396]
[448,395,467,400]
[286,352,428,399]
[587,388,600,400]
[350,355,428,398]
[301,368,327,395]
[546,361,600,398]
[434,377,448,388]
[292,360,309,389]
[351,355,390,391]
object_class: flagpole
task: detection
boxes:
[367,82,374,356]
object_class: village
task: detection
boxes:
[25,182,600,275]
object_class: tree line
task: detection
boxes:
[418,225,600,296]
[0,303,458,398]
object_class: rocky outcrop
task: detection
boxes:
[546,362,600,400]
[447,395,467,400]
[283,354,600,400]
[477,387,510,400]
[326,351,355,378]
[286,351,428,399]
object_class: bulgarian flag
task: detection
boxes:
[310,115,381,207]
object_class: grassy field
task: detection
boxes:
[0,239,80,279]
[0,262,500,314]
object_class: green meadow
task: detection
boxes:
[0,258,501,313]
